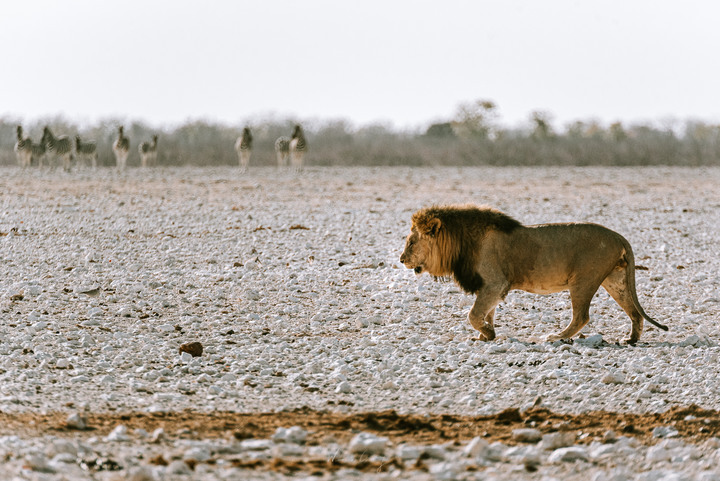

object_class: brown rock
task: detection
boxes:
[179,341,203,357]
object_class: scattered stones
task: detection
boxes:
[0,167,718,478]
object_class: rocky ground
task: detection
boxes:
[1,165,719,480]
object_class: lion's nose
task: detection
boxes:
[399,253,406,263]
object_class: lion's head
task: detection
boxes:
[400,211,448,277]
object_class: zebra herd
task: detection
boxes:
[13,123,308,170]
[235,124,308,170]
[13,125,158,171]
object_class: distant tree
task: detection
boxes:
[424,122,456,138]
[608,121,627,142]
[530,111,554,140]
[453,99,498,139]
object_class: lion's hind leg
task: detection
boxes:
[601,269,643,344]
[546,283,599,343]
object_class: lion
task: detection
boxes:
[399,204,668,344]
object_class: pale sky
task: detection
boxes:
[2,0,719,130]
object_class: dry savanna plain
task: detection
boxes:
[1,166,720,480]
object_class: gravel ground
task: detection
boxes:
[1,165,719,480]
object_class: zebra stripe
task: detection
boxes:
[234,127,252,170]
[113,126,130,171]
[289,124,307,170]
[75,135,98,169]
[31,138,47,167]
[139,134,158,168]
[42,126,73,171]
[274,136,290,167]
[14,126,33,168]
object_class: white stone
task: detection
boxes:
[548,446,589,463]
[104,424,130,442]
[601,371,625,384]
[272,426,308,444]
[602,430,617,443]
[150,428,165,443]
[423,444,448,460]
[652,426,679,438]
[590,443,618,459]
[166,459,192,475]
[272,442,305,457]
[697,473,720,481]
[397,444,423,460]
[645,445,672,462]
[349,432,388,456]
[24,453,54,472]
[335,381,352,393]
[429,461,462,481]
[184,446,211,462]
[46,439,78,458]
[512,428,542,443]
[540,432,576,450]
[66,413,87,430]
[576,334,604,347]
[51,452,78,464]
[463,437,489,458]
[240,439,274,451]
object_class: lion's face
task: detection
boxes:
[400,229,436,275]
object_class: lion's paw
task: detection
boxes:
[476,329,495,342]
[545,333,564,343]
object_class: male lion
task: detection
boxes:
[399,204,668,344]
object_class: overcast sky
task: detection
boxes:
[2,0,719,130]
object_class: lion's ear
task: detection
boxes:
[417,217,442,237]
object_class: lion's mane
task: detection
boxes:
[411,204,522,294]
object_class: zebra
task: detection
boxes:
[234,127,252,170]
[31,137,47,167]
[289,124,307,170]
[75,135,98,169]
[42,126,73,171]
[13,126,33,168]
[274,136,290,167]
[138,134,158,168]
[113,126,130,171]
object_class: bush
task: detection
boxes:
[2,113,719,167]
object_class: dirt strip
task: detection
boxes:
[1,405,718,447]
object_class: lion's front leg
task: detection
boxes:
[468,292,502,341]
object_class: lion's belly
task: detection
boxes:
[511,264,571,294]
[519,282,569,295]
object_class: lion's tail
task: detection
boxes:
[622,241,669,332]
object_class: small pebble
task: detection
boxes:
[179,341,203,357]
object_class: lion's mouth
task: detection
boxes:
[414,266,423,274]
